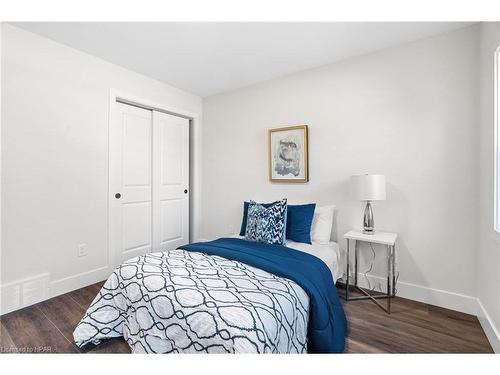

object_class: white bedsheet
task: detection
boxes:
[233,235,343,282]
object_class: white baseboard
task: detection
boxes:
[352,272,478,315]
[1,266,111,316]
[48,265,111,300]
[476,298,500,353]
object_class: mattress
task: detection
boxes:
[233,235,343,282]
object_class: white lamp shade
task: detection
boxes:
[350,174,386,201]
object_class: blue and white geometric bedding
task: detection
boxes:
[73,250,309,353]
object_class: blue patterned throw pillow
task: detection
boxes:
[245,199,287,245]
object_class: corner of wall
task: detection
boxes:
[0,21,4,318]
[477,21,500,353]
[477,298,500,353]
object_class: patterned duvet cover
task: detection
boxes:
[73,249,309,353]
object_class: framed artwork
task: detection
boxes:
[268,125,309,183]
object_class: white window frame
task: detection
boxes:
[494,44,500,233]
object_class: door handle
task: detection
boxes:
[184,189,188,194]
[115,193,121,199]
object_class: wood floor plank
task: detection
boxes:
[0,320,16,352]
[346,337,385,353]
[1,306,79,353]
[67,281,104,310]
[37,293,86,347]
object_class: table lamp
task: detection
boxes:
[350,174,386,234]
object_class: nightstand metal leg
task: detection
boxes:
[346,238,350,300]
[392,245,396,297]
[354,240,358,287]
[387,245,391,314]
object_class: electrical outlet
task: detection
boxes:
[77,243,87,257]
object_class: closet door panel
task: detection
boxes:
[153,111,189,251]
[160,199,183,243]
[110,103,153,267]
[123,202,152,253]
[161,120,184,186]
[123,114,151,186]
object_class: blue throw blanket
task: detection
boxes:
[179,238,347,353]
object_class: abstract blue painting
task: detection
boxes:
[269,125,309,182]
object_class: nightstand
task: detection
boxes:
[343,230,398,314]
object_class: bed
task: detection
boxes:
[73,237,346,353]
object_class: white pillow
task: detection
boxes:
[311,205,335,244]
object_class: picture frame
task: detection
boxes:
[268,125,309,183]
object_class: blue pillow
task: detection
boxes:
[245,199,288,245]
[240,201,316,244]
[286,203,316,244]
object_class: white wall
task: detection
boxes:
[478,22,500,352]
[0,24,203,313]
[202,25,480,314]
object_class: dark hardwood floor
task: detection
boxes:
[0,281,493,353]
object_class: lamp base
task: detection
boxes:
[363,201,375,234]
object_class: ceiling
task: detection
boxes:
[12,22,474,97]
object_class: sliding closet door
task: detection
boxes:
[110,103,153,266]
[152,111,189,251]
[110,102,190,267]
